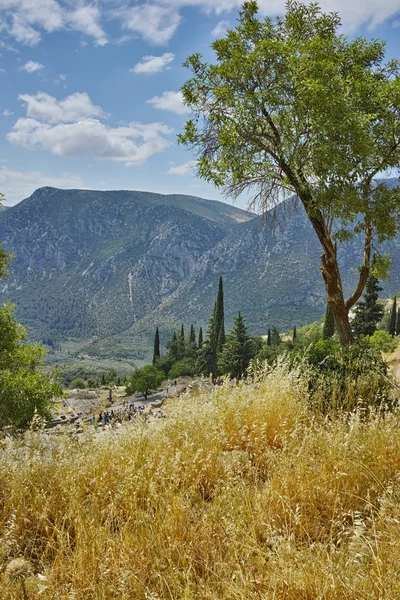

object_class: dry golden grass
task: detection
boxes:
[1,364,400,599]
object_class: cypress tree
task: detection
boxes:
[152,327,160,365]
[196,277,226,380]
[396,308,400,337]
[352,274,383,337]
[189,324,196,345]
[179,324,185,357]
[271,327,281,346]
[166,331,180,361]
[292,326,297,342]
[218,312,255,379]
[389,296,397,337]
[215,275,225,351]
[267,328,271,346]
[323,301,335,339]
[198,327,203,348]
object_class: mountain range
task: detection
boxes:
[0,184,399,368]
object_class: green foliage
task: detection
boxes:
[388,296,397,337]
[293,339,393,412]
[197,277,226,379]
[218,312,256,379]
[168,358,196,379]
[126,365,164,400]
[198,327,203,348]
[0,302,61,431]
[70,378,86,389]
[180,0,400,345]
[367,330,399,353]
[152,327,160,365]
[352,274,384,337]
[270,327,281,346]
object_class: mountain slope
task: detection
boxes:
[1,183,400,365]
[0,187,251,345]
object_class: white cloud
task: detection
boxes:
[2,109,13,116]
[8,91,174,166]
[18,91,103,124]
[0,68,5,73]
[0,0,107,46]
[0,165,85,205]
[67,4,107,46]
[20,60,44,73]
[160,0,400,31]
[115,3,181,45]
[131,52,175,75]
[212,20,229,37]
[147,91,189,115]
[168,161,196,176]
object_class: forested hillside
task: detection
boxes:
[1,183,400,364]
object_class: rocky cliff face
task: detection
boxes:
[0,184,399,363]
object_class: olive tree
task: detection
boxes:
[179,1,400,344]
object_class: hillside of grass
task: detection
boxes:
[1,364,400,599]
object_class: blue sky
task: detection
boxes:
[1,0,400,206]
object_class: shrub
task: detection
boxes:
[70,378,86,389]
[293,339,394,412]
[168,358,196,379]
[367,329,399,353]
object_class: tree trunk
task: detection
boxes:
[307,212,355,345]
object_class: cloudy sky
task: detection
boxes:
[1,0,400,205]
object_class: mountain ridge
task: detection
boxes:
[0,183,399,366]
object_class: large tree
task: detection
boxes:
[179,1,400,345]
[197,277,226,379]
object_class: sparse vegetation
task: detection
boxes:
[1,364,400,598]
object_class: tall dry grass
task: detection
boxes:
[1,363,400,599]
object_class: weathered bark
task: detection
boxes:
[306,207,355,344]
[279,162,370,345]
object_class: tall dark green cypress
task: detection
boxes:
[389,296,397,337]
[215,276,225,351]
[396,308,400,337]
[267,328,271,346]
[189,324,196,345]
[292,326,297,342]
[196,277,226,380]
[198,327,203,348]
[323,301,335,339]
[152,327,160,365]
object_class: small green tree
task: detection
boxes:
[396,308,400,337]
[292,326,297,342]
[198,327,203,348]
[166,331,180,362]
[218,312,255,379]
[152,327,160,365]
[388,296,397,337]
[267,328,271,347]
[70,378,86,389]
[271,327,281,346]
[352,274,384,337]
[126,365,164,400]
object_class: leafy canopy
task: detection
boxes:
[180,1,400,274]
[126,365,164,399]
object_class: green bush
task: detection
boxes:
[367,330,399,353]
[293,339,394,413]
[70,378,86,389]
[168,358,197,379]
